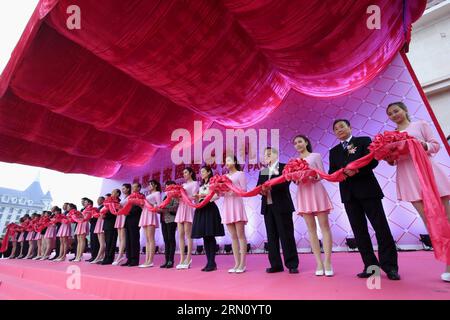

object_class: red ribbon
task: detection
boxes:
[68,209,90,223]
[0,223,19,252]
[145,131,449,263]
[116,192,146,216]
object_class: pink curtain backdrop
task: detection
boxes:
[101,54,450,251]
[0,0,426,177]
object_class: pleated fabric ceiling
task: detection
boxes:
[0,0,427,177]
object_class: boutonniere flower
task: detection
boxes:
[347,144,357,154]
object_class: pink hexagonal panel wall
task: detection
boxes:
[102,53,450,251]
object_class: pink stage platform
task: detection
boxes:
[0,251,449,300]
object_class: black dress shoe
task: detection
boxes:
[101,260,113,265]
[160,262,168,268]
[128,262,139,267]
[357,271,374,278]
[166,261,174,269]
[120,261,131,266]
[386,271,401,280]
[201,266,208,271]
[289,268,299,274]
[266,267,284,273]
[86,258,94,262]
[205,266,217,272]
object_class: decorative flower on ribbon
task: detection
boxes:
[282,158,317,183]
[369,130,412,160]
[209,175,232,194]
[165,184,183,198]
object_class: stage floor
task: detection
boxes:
[0,251,448,300]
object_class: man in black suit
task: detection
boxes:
[257,147,299,274]
[121,183,142,267]
[101,192,119,265]
[329,119,400,280]
[86,197,102,262]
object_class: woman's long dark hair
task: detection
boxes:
[184,167,196,181]
[293,134,313,153]
[225,155,242,171]
[200,165,214,186]
[149,179,161,192]
[387,101,411,121]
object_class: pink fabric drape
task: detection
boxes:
[0,0,426,177]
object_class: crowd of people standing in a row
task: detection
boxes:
[2,102,449,282]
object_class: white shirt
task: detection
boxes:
[199,183,218,202]
[266,160,279,205]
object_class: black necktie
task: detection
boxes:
[342,141,349,150]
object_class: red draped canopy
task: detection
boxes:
[0,0,426,177]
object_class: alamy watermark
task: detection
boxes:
[66,265,81,290]
[170,121,279,166]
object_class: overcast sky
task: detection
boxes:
[0,2,104,207]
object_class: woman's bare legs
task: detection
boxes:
[177,223,186,266]
[226,223,239,270]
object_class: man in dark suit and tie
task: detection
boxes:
[257,147,299,274]
[121,183,143,267]
[329,119,400,280]
[101,192,119,265]
[86,197,102,262]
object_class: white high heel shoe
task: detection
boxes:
[441,272,450,282]
[235,266,246,273]
[228,268,237,273]
[176,260,186,269]
[112,256,126,266]
[138,263,154,268]
[315,269,324,276]
[182,260,192,269]
[325,268,334,277]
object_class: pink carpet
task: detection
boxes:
[0,251,448,300]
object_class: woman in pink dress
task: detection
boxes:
[113,184,130,265]
[139,180,162,268]
[223,155,248,273]
[41,212,57,260]
[293,135,334,276]
[72,203,92,262]
[32,212,47,260]
[16,217,28,259]
[6,222,18,259]
[91,199,106,264]
[10,217,25,259]
[55,204,72,262]
[175,168,199,269]
[24,214,38,259]
[386,101,450,282]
